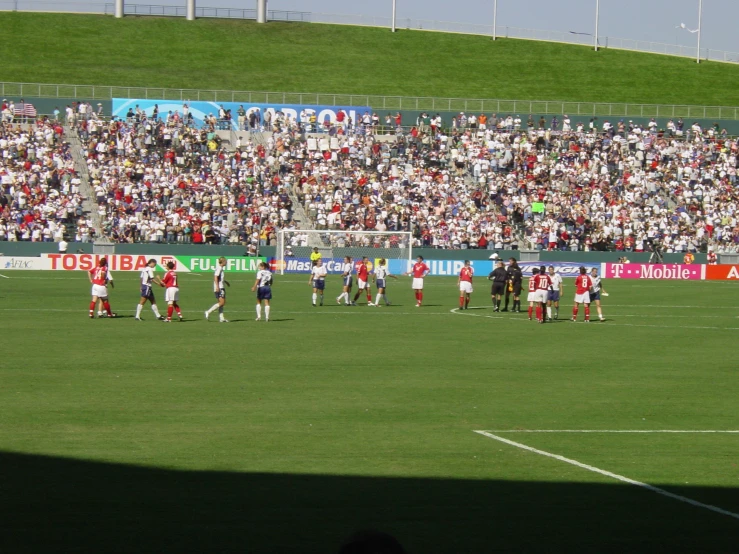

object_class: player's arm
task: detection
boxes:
[308,271,314,286]
[601,280,608,295]
[107,271,114,289]
[250,277,259,292]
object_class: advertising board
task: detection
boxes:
[602,263,704,280]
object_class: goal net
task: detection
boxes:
[276,230,413,275]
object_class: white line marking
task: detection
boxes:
[474,430,739,520]
[482,430,739,434]
[450,308,739,330]
[0,273,9,279]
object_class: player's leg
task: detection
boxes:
[89,295,98,318]
[255,299,262,321]
[312,287,318,307]
[546,298,553,321]
[554,299,559,320]
[460,288,465,309]
[502,288,510,311]
[366,286,373,305]
[205,294,220,320]
[584,300,591,322]
[218,296,227,322]
[595,299,603,321]
[572,300,579,321]
[101,295,114,317]
[264,299,270,321]
[136,296,146,320]
[166,301,174,321]
[375,288,383,306]
[464,290,470,309]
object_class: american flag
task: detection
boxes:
[13,103,37,118]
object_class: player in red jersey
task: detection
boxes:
[526,267,539,320]
[535,265,553,323]
[160,261,183,322]
[457,260,473,310]
[572,266,593,322]
[352,257,374,306]
[88,258,116,318]
[405,255,430,307]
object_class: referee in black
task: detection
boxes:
[488,260,508,312]
[502,258,523,312]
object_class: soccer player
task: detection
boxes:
[405,255,430,307]
[502,258,523,312]
[309,259,327,306]
[136,258,165,321]
[205,257,230,322]
[572,266,593,322]
[589,267,608,322]
[252,261,273,322]
[536,265,552,323]
[336,256,353,306]
[352,256,374,306]
[526,267,539,321]
[488,260,507,311]
[161,261,183,322]
[310,247,322,265]
[458,260,473,310]
[547,265,563,320]
[373,258,397,306]
[88,258,116,318]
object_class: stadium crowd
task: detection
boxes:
[0,120,92,243]
[4,99,739,255]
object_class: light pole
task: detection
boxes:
[493,0,497,40]
[594,0,600,51]
[696,0,703,63]
[391,0,396,32]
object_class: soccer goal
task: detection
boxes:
[276,230,413,275]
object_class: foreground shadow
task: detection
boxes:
[1,451,737,553]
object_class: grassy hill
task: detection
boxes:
[1,12,738,106]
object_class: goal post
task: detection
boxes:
[276,230,413,275]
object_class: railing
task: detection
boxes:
[101,3,310,22]
[3,81,739,121]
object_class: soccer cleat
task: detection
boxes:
[163,319,171,323]
[584,320,590,323]
[219,319,229,323]
[501,308,508,312]
[599,317,605,321]
[204,310,210,321]
[336,297,341,305]
[416,303,421,307]
[385,301,391,306]
[157,316,166,321]
[367,302,375,306]
[255,317,261,321]
[178,316,183,321]
[109,313,117,318]
[135,317,143,321]
[312,303,316,307]
[265,318,269,322]
[89,314,94,319]
[571,317,576,322]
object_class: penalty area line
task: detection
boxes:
[474,430,739,521]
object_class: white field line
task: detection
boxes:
[481,430,739,433]
[0,308,451,316]
[450,308,739,330]
[0,273,10,279]
[474,431,739,521]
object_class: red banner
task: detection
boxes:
[704,265,739,280]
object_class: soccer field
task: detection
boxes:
[1,271,738,552]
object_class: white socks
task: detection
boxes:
[265,306,270,320]
[136,304,142,318]
[375,293,382,305]
[546,306,552,319]
[312,293,317,304]
[256,304,261,319]
[152,304,161,318]
[206,303,219,316]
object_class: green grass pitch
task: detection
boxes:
[1,271,738,552]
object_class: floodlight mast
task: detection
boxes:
[391,0,397,33]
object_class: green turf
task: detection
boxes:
[1,12,739,107]
[0,271,738,552]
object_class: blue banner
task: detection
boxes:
[112,99,371,130]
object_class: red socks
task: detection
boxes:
[89,301,96,316]
[459,297,464,308]
[103,301,112,316]
[367,292,372,302]
[536,306,542,322]
[167,306,174,319]
[573,307,579,318]
[528,306,533,318]
[584,306,590,321]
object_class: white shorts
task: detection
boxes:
[357,279,369,290]
[575,292,591,304]
[459,281,473,294]
[527,292,537,302]
[412,278,424,290]
[91,284,108,298]
[536,290,548,303]
[165,287,180,302]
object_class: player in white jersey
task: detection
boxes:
[589,267,608,321]
[546,265,563,320]
[372,258,398,306]
[135,258,165,321]
[309,259,328,306]
[251,261,273,322]
[205,257,231,322]
[336,256,354,306]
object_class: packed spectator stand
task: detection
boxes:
[3,98,739,254]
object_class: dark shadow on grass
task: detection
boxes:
[1,451,738,553]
